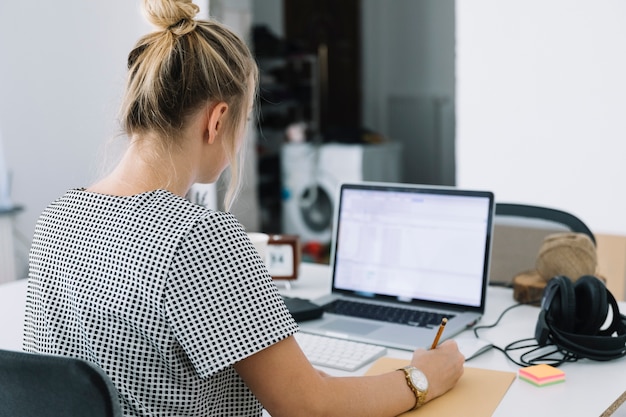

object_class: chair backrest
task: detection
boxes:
[489,203,596,287]
[0,349,122,417]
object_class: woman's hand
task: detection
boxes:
[410,339,465,403]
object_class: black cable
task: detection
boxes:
[472,301,534,338]
[467,299,577,367]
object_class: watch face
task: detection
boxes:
[409,369,429,391]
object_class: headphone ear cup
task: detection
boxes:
[535,276,574,344]
[534,275,626,360]
[535,309,550,345]
[573,275,608,335]
[547,276,576,333]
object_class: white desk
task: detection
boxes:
[2,264,625,416]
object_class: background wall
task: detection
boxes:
[456,0,626,235]
[361,0,455,186]
[0,0,151,278]
[252,0,456,186]
[0,1,232,278]
[252,0,284,38]
[3,0,626,279]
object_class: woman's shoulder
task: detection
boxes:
[144,190,243,233]
[47,188,238,230]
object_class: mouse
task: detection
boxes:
[455,337,493,360]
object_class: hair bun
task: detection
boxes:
[143,0,199,34]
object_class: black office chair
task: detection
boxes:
[489,203,595,287]
[0,349,122,417]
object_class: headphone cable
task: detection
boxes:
[469,299,577,367]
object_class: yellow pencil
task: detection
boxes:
[430,318,448,349]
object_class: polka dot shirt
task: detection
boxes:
[23,189,299,416]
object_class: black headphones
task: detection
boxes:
[535,275,626,361]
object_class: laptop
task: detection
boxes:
[299,181,495,351]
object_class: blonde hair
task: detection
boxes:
[120,0,258,210]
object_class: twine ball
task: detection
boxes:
[535,232,597,283]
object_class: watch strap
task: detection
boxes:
[398,366,428,410]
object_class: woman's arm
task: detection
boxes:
[234,335,464,417]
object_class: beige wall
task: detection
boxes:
[596,234,626,301]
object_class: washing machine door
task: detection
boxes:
[299,182,333,238]
[282,174,336,245]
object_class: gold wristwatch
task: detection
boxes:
[399,366,429,410]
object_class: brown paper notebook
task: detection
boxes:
[365,357,516,417]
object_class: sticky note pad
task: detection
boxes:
[518,364,565,387]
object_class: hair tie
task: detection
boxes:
[168,18,197,36]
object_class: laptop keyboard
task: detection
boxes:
[323,299,455,328]
[295,332,387,371]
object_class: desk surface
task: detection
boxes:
[2,264,625,416]
[282,263,626,416]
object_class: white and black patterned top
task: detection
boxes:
[24,189,298,417]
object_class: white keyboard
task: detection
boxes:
[294,332,387,372]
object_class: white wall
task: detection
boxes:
[0,1,220,278]
[0,1,152,277]
[456,0,626,236]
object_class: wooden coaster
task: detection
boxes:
[512,271,607,306]
[512,271,546,305]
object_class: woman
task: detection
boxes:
[23,0,464,416]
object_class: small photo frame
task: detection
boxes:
[267,234,300,280]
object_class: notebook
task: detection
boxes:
[299,181,495,351]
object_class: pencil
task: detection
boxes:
[430,318,448,349]
[600,390,626,417]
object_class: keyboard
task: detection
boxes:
[323,299,454,328]
[294,332,387,372]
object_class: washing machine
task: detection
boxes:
[281,142,402,245]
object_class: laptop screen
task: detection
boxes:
[331,182,494,310]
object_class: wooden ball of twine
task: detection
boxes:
[535,232,597,282]
[512,232,597,304]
